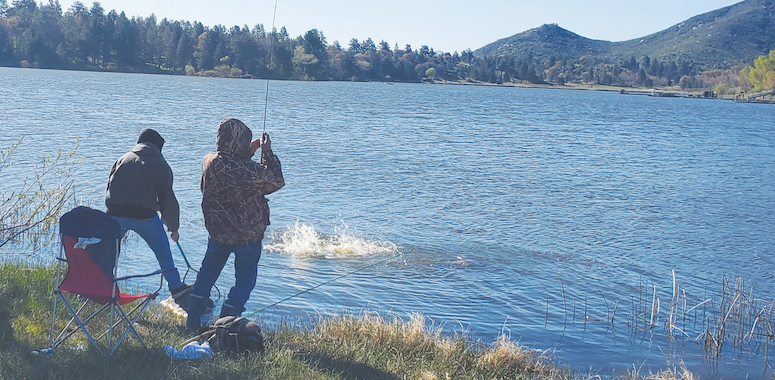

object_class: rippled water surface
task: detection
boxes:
[2,67,774,378]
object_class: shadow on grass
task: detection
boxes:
[0,287,16,345]
[300,352,400,380]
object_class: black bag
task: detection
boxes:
[207,316,264,354]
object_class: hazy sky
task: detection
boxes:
[87,0,743,53]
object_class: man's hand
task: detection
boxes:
[170,231,180,242]
[250,138,262,157]
[261,132,271,154]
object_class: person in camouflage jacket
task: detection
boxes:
[187,117,284,329]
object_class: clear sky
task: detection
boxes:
[85,0,743,53]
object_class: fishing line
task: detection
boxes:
[240,254,398,321]
[179,254,400,347]
[258,262,322,275]
[175,241,221,301]
[261,0,278,137]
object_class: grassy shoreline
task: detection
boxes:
[422,78,721,98]
[0,262,694,380]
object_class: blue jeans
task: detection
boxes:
[111,215,183,291]
[192,238,262,316]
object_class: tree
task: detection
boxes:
[59,1,93,65]
[9,0,36,17]
[362,37,375,53]
[292,45,317,80]
[418,45,430,57]
[112,11,138,68]
[24,0,64,68]
[89,2,107,67]
[0,0,9,17]
[637,68,647,86]
[348,38,361,53]
[639,56,651,70]
[0,25,11,64]
[270,27,293,78]
[230,24,261,75]
[195,29,216,70]
[713,82,730,96]
[425,67,436,79]
[139,13,160,68]
[326,41,349,80]
[300,29,327,79]
[679,75,694,89]
[252,23,264,38]
[378,40,390,54]
[157,19,182,71]
[173,24,194,69]
[742,50,775,92]
[0,137,80,251]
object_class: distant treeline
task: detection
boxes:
[0,0,739,89]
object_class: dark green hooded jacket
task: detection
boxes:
[105,142,180,232]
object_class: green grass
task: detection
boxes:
[0,262,695,380]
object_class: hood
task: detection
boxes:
[131,141,162,157]
[137,128,165,152]
[216,118,252,159]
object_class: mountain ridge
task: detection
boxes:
[475,0,775,69]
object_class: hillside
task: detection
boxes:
[475,0,775,69]
[475,23,612,60]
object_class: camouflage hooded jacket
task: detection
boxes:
[201,118,284,245]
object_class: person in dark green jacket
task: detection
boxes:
[105,129,192,306]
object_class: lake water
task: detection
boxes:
[1,67,774,378]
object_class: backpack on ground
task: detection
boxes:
[207,316,264,354]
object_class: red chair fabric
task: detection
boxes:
[59,235,148,305]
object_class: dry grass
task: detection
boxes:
[624,366,697,380]
[623,271,775,359]
[276,311,570,379]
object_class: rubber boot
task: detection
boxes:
[218,303,241,319]
[204,297,215,313]
[186,294,205,330]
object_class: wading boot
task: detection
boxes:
[186,294,206,330]
[171,283,193,312]
[218,303,242,319]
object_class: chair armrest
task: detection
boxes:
[115,267,175,282]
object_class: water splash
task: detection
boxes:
[264,221,398,258]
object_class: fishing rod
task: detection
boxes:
[179,254,400,347]
[259,0,278,166]
[175,241,195,276]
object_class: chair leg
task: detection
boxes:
[53,296,110,349]
[55,297,99,344]
[98,297,151,338]
[51,292,158,356]
[108,297,155,355]
[49,290,58,349]
[53,294,106,357]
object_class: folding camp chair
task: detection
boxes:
[47,206,173,356]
